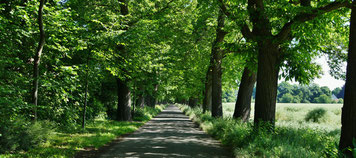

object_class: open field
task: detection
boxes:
[223,103,342,131]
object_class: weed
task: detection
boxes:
[305,108,327,123]
[285,107,301,112]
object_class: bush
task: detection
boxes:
[133,105,164,121]
[305,108,327,123]
[0,118,54,153]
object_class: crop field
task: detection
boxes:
[223,103,342,132]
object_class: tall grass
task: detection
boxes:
[179,104,340,158]
[223,103,342,132]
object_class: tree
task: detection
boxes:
[82,50,90,129]
[332,87,342,97]
[339,0,356,155]
[277,82,293,102]
[233,67,256,122]
[32,0,45,121]
[280,93,294,103]
[337,85,346,99]
[320,86,332,97]
[116,0,132,121]
[211,9,227,117]
[203,65,213,112]
[219,0,351,127]
[314,94,332,103]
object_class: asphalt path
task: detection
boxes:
[98,105,232,158]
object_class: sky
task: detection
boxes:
[279,56,346,90]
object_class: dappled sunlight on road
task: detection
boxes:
[99,105,232,158]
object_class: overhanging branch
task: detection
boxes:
[218,0,255,41]
[276,0,351,41]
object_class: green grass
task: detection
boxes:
[223,103,342,132]
[1,105,165,158]
[179,104,341,158]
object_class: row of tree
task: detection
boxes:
[277,82,344,103]
[1,0,356,155]
[223,82,345,103]
[197,0,356,155]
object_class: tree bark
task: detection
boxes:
[339,1,356,155]
[115,0,132,121]
[117,78,132,121]
[146,84,158,107]
[188,97,198,107]
[254,42,279,127]
[203,63,213,113]
[136,92,145,108]
[134,85,145,108]
[211,10,227,118]
[233,66,256,122]
[246,0,279,127]
[32,0,45,121]
[82,53,90,129]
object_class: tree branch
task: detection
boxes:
[218,0,255,41]
[276,0,351,41]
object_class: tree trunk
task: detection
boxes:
[117,78,132,121]
[136,93,145,108]
[188,97,198,107]
[32,0,45,121]
[114,0,131,121]
[211,53,223,117]
[82,53,90,129]
[211,10,227,118]
[146,84,158,107]
[339,1,356,155]
[233,66,256,122]
[135,86,145,108]
[203,64,212,113]
[254,42,279,127]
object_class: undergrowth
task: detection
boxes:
[0,105,165,158]
[178,104,340,158]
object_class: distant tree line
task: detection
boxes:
[223,82,345,104]
[276,82,344,104]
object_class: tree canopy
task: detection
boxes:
[1,0,355,155]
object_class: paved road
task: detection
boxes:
[98,105,232,158]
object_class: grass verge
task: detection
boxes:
[178,104,340,158]
[1,105,165,158]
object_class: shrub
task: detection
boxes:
[0,118,54,153]
[133,105,164,121]
[305,108,327,123]
[133,108,146,118]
